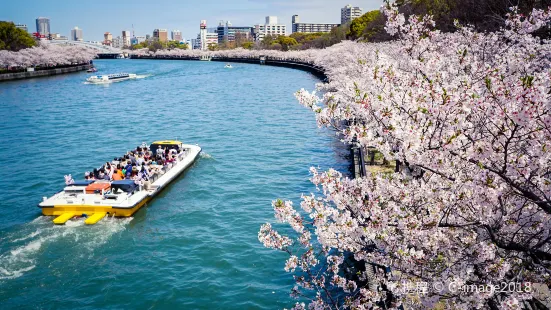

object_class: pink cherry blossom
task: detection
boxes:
[259,4,551,309]
[0,43,97,68]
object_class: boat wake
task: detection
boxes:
[83,74,148,85]
[83,80,113,85]
[200,152,215,160]
[0,216,132,281]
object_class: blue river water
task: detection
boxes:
[0,59,349,309]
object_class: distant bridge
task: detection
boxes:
[49,40,122,54]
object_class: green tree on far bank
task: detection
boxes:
[347,10,383,40]
[0,21,36,51]
[207,43,218,51]
[276,35,298,51]
[261,34,276,48]
[289,32,324,44]
[131,39,188,51]
[241,41,254,49]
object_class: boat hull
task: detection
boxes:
[39,144,201,219]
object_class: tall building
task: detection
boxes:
[199,20,207,50]
[341,4,363,24]
[103,32,112,46]
[112,36,123,48]
[191,38,199,50]
[196,31,218,50]
[291,15,339,33]
[35,17,50,36]
[171,30,182,42]
[70,26,83,41]
[254,16,286,42]
[15,24,28,32]
[122,30,131,47]
[216,21,253,44]
[153,29,168,42]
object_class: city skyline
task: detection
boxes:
[1,0,382,42]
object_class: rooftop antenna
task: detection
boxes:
[132,24,135,37]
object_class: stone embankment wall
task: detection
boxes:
[129,55,327,81]
[0,64,90,82]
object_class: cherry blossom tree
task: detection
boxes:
[0,44,96,69]
[260,4,551,309]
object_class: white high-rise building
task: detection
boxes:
[266,16,278,24]
[341,4,363,24]
[254,16,286,42]
[199,20,207,50]
[70,26,83,41]
[196,31,218,49]
[112,36,123,48]
[292,15,339,33]
[122,30,131,47]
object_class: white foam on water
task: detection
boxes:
[11,230,40,243]
[0,232,59,280]
[0,265,36,280]
[0,216,132,281]
[83,80,112,85]
[200,152,214,160]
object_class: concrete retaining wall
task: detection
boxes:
[129,55,327,81]
[0,64,90,82]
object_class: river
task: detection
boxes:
[0,59,349,309]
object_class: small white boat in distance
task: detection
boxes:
[86,73,137,83]
[224,64,233,69]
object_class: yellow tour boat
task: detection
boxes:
[38,140,201,225]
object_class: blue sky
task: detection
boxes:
[1,0,383,41]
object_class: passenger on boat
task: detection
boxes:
[157,157,165,166]
[116,165,125,179]
[112,169,123,180]
[86,171,96,180]
[130,152,138,165]
[136,154,145,166]
[64,174,74,185]
[141,168,151,190]
[112,157,120,166]
[125,162,133,175]
[104,163,115,180]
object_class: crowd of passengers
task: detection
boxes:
[82,144,186,190]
